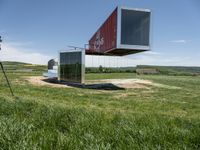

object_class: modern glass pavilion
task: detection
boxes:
[58,50,85,84]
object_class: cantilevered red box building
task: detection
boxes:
[86,6,151,56]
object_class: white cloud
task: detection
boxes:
[169,40,190,43]
[142,51,160,55]
[6,41,34,47]
[0,40,199,67]
[0,42,53,65]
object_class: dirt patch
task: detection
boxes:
[26,76,181,90]
[26,77,151,89]
[26,76,69,88]
[87,79,152,89]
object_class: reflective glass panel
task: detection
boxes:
[121,9,150,46]
[59,51,83,83]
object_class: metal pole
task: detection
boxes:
[0,36,14,96]
[0,62,14,96]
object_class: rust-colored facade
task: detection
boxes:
[88,8,117,55]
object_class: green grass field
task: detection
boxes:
[0,66,200,149]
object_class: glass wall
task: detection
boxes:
[121,9,150,46]
[59,51,84,83]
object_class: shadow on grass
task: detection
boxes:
[42,78,125,90]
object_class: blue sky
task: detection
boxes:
[0,0,200,66]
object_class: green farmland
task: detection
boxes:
[0,63,200,149]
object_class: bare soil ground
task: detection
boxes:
[26,76,68,88]
[26,76,181,90]
[87,79,152,89]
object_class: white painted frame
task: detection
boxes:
[116,6,151,51]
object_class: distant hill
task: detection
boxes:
[2,61,30,65]
[1,61,47,73]
[1,61,200,76]
[137,65,200,76]
[86,65,200,75]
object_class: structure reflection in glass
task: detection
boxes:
[59,50,85,83]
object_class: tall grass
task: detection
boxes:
[0,99,199,149]
[0,71,200,149]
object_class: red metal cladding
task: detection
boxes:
[87,8,117,55]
